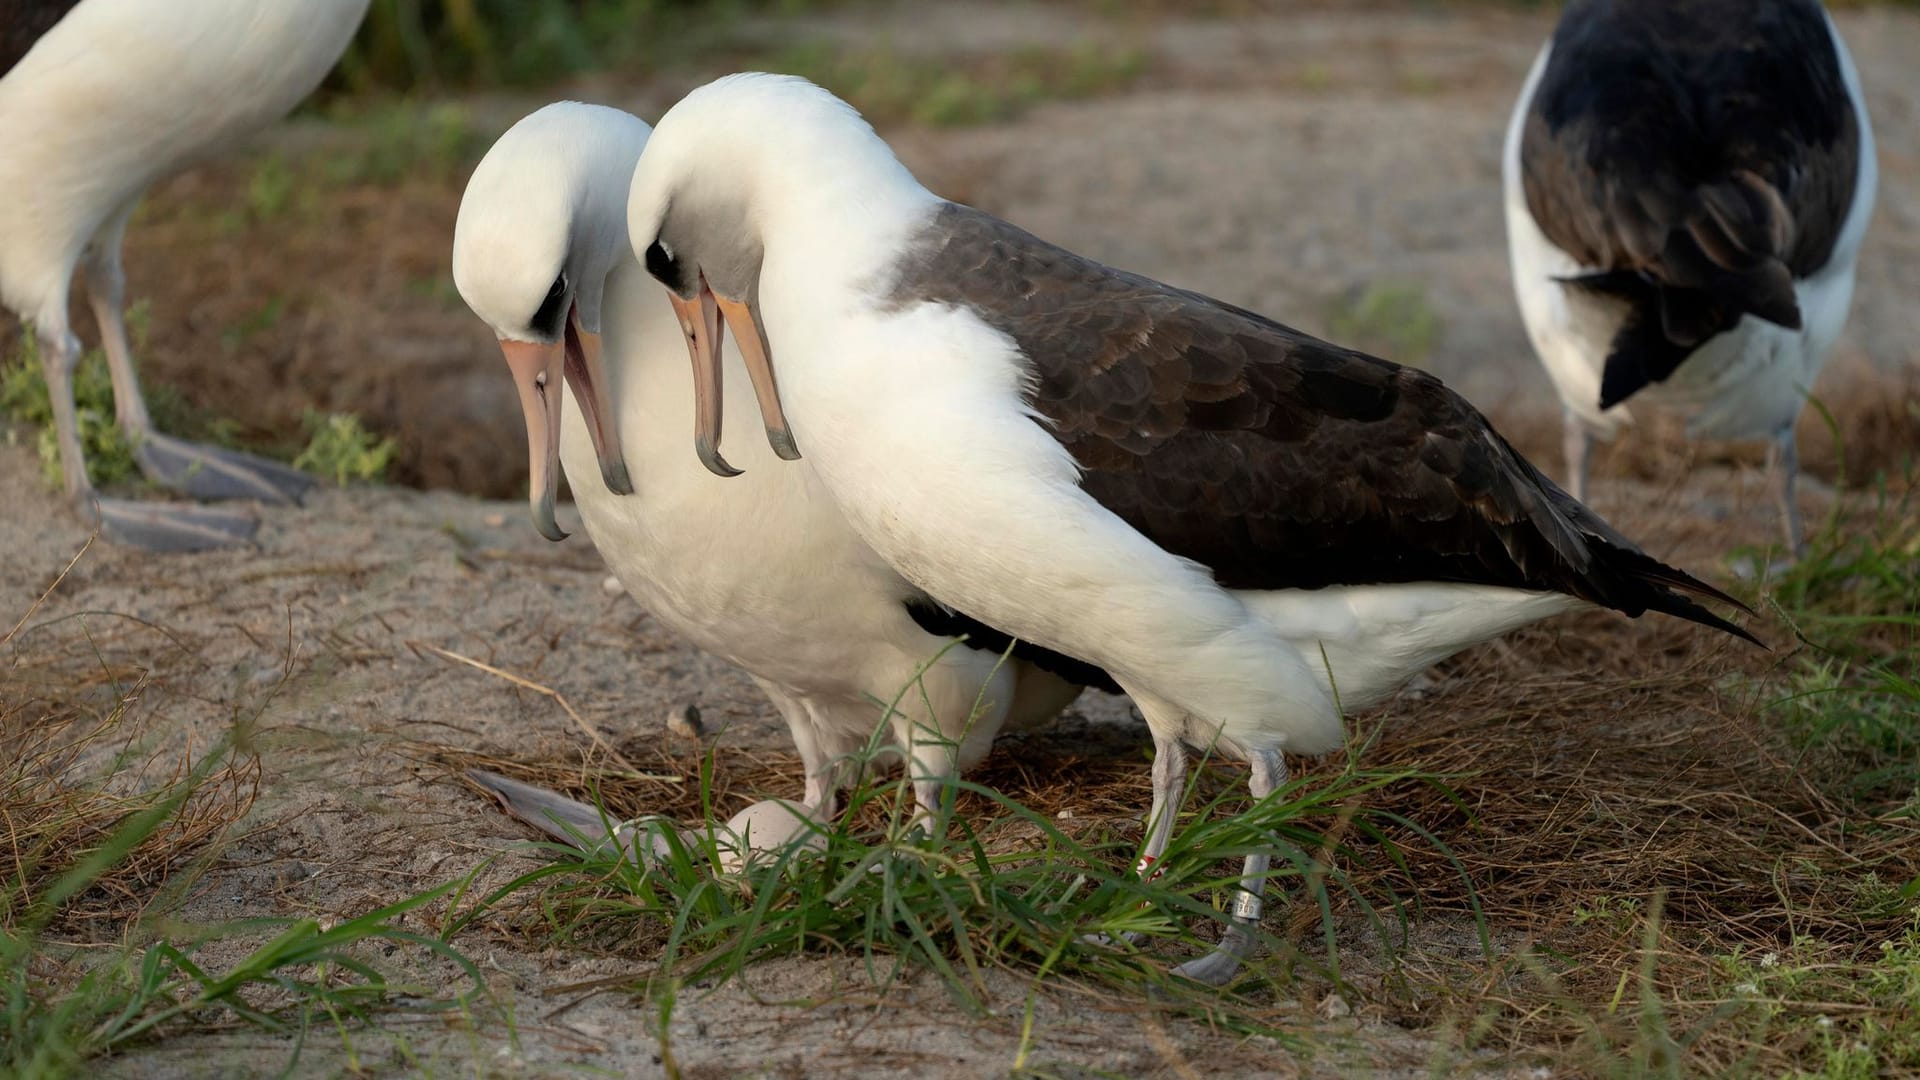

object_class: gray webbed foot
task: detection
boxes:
[1169,920,1259,986]
[467,768,674,866]
[137,432,314,504]
[92,496,259,552]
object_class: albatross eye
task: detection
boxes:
[643,240,679,287]
[529,272,568,340]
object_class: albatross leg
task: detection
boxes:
[1767,426,1807,562]
[1170,748,1285,986]
[1085,735,1187,949]
[1562,408,1593,503]
[38,321,255,551]
[82,209,313,506]
[1139,735,1186,875]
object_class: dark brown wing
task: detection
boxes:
[1520,0,1863,407]
[0,0,84,80]
[885,203,1755,643]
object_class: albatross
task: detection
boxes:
[451,102,1090,832]
[622,73,1762,984]
[0,0,369,550]
[1504,0,1876,558]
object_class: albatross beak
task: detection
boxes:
[502,339,570,541]
[499,309,632,543]
[562,311,633,497]
[665,277,801,479]
[712,292,800,463]
[665,282,738,478]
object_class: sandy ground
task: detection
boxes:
[6,2,1918,1076]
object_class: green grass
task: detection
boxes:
[2,338,141,491]
[1750,433,1920,812]
[447,708,1474,1035]
[1,671,483,1078]
[2,325,398,492]
[293,410,400,486]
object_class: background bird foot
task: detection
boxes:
[136,432,315,504]
[1169,921,1257,986]
[93,496,259,552]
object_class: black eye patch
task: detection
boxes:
[644,240,679,288]
[530,273,568,340]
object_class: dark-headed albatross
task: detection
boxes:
[1504,0,1876,558]
[622,73,1761,984]
[0,0,370,550]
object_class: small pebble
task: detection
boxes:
[1055,809,1075,820]
[602,574,624,596]
[1318,992,1352,1019]
[483,512,507,528]
[666,703,703,739]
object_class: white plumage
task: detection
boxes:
[622,74,1754,983]
[0,0,370,549]
[451,103,1081,826]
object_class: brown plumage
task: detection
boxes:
[885,202,1758,645]
[1517,0,1862,407]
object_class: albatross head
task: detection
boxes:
[452,101,648,541]
[625,73,923,478]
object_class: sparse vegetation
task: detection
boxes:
[443,734,1465,1028]
[293,410,400,486]
[2,339,141,491]
[767,40,1148,128]
[1325,281,1444,368]
[1,576,484,1078]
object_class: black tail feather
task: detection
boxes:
[1604,545,1765,648]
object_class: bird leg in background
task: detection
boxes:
[1768,426,1807,562]
[1562,408,1593,503]
[1170,748,1285,986]
[81,213,313,506]
[39,328,93,503]
[35,316,253,552]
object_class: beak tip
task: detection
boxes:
[766,428,803,462]
[533,513,570,543]
[694,436,743,479]
[602,460,635,496]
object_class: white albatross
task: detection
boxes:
[449,102,1089,836]
[621,74,1762,984]
[0,0,371,551]
[1503,0,1876,558]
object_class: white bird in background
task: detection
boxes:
[0,0,371,551]
[621,74,1760,984]
[1504,0,1876,559]
[450,102,1090,837]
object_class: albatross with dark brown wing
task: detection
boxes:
[885,202,1758,645]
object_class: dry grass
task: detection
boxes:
[1,546,261,935]
[402,481,1919,1076]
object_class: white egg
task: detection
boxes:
[713,798,826,874]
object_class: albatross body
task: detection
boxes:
[623,74,1758,983]
[452,104,1084,823]
[0,0,368,549]
[1503,0,1876,557]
